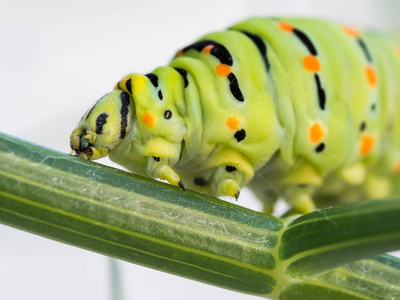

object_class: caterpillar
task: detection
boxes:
[70,17,400,214]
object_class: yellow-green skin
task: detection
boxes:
[70,17,400,214]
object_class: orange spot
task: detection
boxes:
[360,135,374,156]
[309,123,324,143]
[279,22,294,32]
[216,64,231,76]
[395,159,400,174]
[176,49,183,56]
[303,55,321,72]
[365,65,377,87]
[226,116,240,130]
[343,26,359,37]
[203,45,214,54]
[142,112,154,127]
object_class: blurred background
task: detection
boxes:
[1,0,400,299]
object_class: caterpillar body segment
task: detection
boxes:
[70,17,400,214]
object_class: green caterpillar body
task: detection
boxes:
[70,17,400,213]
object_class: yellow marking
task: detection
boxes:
[133,75,146,91]
[115,79,126,91]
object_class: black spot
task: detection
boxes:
[174,68,189,88]
[120,92,130,139]
[227,73,244,102]
[371,103,376,111]
[298,184,308,188]
[125,78,132,94]
[145,73,159,87]
[293,28,317,56]
[158,90,163,100]
[225,165,237,172]
[95,113,109,134]
[183,40,233,66]
[194,177,207,186]
[153,156,160,162]
[209,45,233,66]
[314,74,326,110]
[357,38,372,63]
[315,143,325,153]
[234,129,246,142]
[360,121,366,132]
[164,110,172,119]
[236,30,270,72]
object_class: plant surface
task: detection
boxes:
[0,132,399,299]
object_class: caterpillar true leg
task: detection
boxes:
[147,157,185,190]
[216,179,241,200]
[210,165,245,199]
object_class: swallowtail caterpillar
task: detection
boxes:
[70,17,400,214]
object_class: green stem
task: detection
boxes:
[0,132,399,299]
[280,199,400,280]
[279,255,400,299]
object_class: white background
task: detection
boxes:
[1,0,400,299]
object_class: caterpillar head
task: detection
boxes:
[70,67,186,167]
[70,90,134,160]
